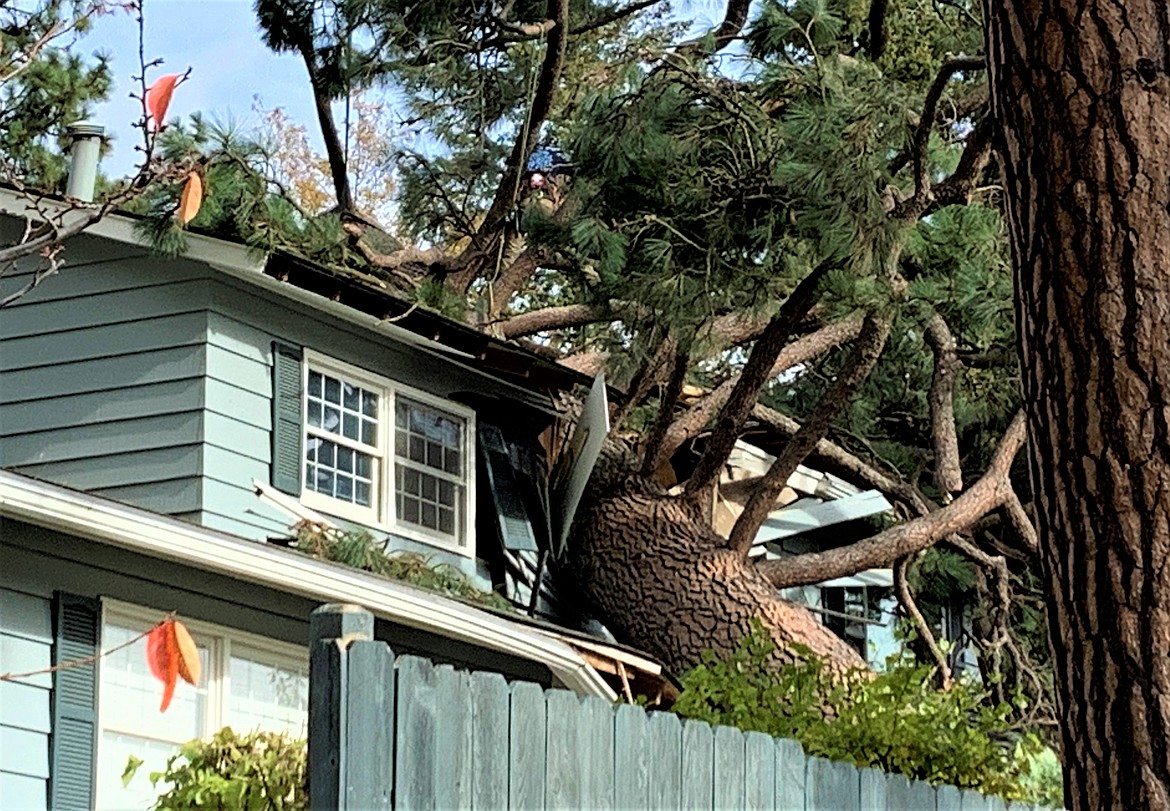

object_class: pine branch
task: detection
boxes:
[757,411,1026,589]
[728,314,890,555]
[926,312,963,496]
[683,261,832,499]
[656,310,866,469]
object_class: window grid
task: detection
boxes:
[305,370,380,509]
[300,353,474,554]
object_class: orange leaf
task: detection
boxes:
[177,172,203,226]
[145,74,180,132]
[173,620,201,687]
[145,619,179,712]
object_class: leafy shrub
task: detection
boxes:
[671,623,1062,805]
[123,727,306,810]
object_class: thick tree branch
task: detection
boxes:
[892,113,994,220]
[925,312,963,496]
[489,246,544,318]
[497,300,647,339]
[300,50,355,215]
[683,262,832,498]
[907,55,985,199]
[640,346,691,476]
[757,411,1026,589]
[478,0,571,239]
[728,315,890,554]
[865,0,889,59]
[1002,489,1040,555]
[675,0,752,57]
[656,310,866,468]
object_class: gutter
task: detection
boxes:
[0,470,615,700]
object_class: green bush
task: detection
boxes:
[671,623,1062,805]
[123,727,307,810]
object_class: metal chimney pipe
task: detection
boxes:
[65,121,104,202]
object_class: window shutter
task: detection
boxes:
[480,424,538,552]
[49,592,100,811]
[272,342,304,495]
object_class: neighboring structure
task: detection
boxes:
[0,188,664,810]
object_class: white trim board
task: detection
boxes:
[0,469,615,700]
[754,489,894,545]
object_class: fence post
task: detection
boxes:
[309,603,388,810]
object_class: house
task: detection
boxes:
[0,184,670,810]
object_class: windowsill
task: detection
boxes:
[300,489,476,560]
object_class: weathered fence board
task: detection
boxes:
[807,756,860,811]
[615,704,651,808]
[508,680,546,810]
[580,696,616,809]
[775,737,807,810]
[468,670,509,810]
[545,689,584,809]
[646,712,683,810]
[714,724,746,809]
[309,604,1068,811]
[681,721,715,808]
[744,731,776,810]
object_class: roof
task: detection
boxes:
[0,468,618,700]
[0,186,597,399]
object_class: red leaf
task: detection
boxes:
[145,74,181,132]
[145,619,180,712]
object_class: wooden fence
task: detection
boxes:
[308,604,1059,811]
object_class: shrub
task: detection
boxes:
[123,727,307,810]
[671,622,1062,805]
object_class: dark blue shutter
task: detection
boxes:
[480,424,538,552]
[272,342,305,495]
[49,592,100,811]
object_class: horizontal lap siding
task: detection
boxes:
[0,586,53,810]
[0,258,211,518]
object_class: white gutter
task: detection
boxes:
[0,470,615,700]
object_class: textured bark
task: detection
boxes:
[925,313,963,496]
[684,263,830,498]
[567,447,866,674]
[656,310,866,468]
[985,3,1170,809]
[756,412,1025,589]
[728,315,890,554]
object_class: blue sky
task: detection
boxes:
[84,0,319,176]
[82,0,734,177]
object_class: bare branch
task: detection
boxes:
[1002,489,1040,555]
[496,301,642,339]
[925,312,963,496]
[728,314,890,554]
[656,310,866,467]
[757,411,1026,589]
[683,262,832,498]
[675,0,752,57]
[895,555,954,688]
[907,55,984,198]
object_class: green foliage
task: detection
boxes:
[294,522,512,610]
[122,727,306,810]
[0,2,113,188]
[672,623,1062,805]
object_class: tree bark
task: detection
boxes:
[985,3,1170,809]
[566,446,866,674]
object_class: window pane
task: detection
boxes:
[308,371,322,397]
[439,507,455,535]
[324,376,341,404]
[361,420,377,446]
[395,463,461,538]
[307,400,322,428]
[343,383,359,411]
[227,651,308,739]
[96,623,209,811]
[343,413,359,440]
[362,391,378,418]
[409,435,425,464]
[305,438,375,508]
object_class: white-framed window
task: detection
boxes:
[300,350,477,555]
[94,601,308,811]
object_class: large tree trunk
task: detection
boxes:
[985,3,1170,809]
[565,447,865,675]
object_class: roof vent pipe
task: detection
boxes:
[65,121,104,202]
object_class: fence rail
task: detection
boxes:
[308,604,1057,811]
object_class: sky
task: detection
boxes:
[83,0,320,176]
[79,0,735,178]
